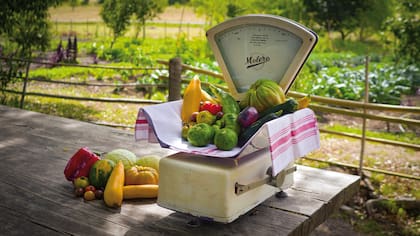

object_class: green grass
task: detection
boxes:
[323,124,420,145]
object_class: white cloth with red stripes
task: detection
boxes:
[135,100,320,176]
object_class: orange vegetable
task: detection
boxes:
[123,184,159,199]
[125,165,159,185]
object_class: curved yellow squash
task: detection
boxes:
[104,160,124,208]
[181,75,202,124]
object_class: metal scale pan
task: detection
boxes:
[157,14,318,223]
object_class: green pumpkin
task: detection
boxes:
[89,159,115,188]
[240,79,286,113]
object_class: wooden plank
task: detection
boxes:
[0,206,63,236]
[0,105,360,235]
[262,166,360,235]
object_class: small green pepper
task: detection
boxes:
[222,113,241,135]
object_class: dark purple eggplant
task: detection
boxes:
[237,106,259,128]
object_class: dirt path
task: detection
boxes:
[50,5,204,24]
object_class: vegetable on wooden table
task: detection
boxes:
[125,165,159,185]
[104,160,125,208]
[89,159,115,189]
[123,184,159,199]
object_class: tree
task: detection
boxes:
[357,0,393,41]
[303,0,369,40]
[0,0,63,58]
[100,0,132,48]
[251,0,306,23]
[0,0,63,103]
[190,0,229,27]
[131,0,167,40]
[385,0,420,64]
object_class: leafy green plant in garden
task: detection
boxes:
[296,52,418,104]
[368,64,417,104]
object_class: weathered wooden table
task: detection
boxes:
[0,105,360,235]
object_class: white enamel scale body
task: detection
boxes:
[157,15,318,223]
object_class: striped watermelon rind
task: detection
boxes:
[89,159,115,188]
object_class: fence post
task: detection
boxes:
[359,56,369,176]
[20,60,31,108]
[168,57,182,101]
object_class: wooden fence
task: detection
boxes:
[1,56,419,180]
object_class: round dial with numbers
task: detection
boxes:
[207,15,317,99]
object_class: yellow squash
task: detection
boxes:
[181,75,202,124]
[122,184,159,199]
[104,160,125,208]
[200,88,219,104]
[297,95,311,109]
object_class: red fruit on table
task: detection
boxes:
[85,185,96,192]
[74,187,85,197]
[200,101,222,115]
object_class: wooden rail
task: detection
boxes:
[2,56,419,180]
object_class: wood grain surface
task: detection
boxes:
[0,105,360,235]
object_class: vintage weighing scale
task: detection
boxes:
[149,14,318,223]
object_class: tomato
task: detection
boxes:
[200,101,222,115]
[94,189,104,199]
[84,185,96,192]
[74,187,84,197]
[84,190,96,201]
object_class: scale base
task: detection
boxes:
[157,148,294,223]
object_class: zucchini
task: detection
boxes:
[238,113,279,146]
[258,98,298,119]
[123,184,159,199]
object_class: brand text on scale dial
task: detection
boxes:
[245,55,270,69]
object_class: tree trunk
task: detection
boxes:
[142,18,146,40]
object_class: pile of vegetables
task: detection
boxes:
[64,148,161,208]
[181,76,310,150]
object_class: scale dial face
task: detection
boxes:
[207,15,317,100]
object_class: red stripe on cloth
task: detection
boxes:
[270,119,317,151]
[136,119,148,124]
[271,129,319,160]
[290,120,317,137]
[270,114,314,140]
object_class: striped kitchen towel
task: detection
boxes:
[134,101,320,175]
[265,108,320,176]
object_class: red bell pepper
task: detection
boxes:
[200,101,222,115]
[64,147,100,181]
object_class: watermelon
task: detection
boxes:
[104,149,136,171]
[89,159,115,188]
